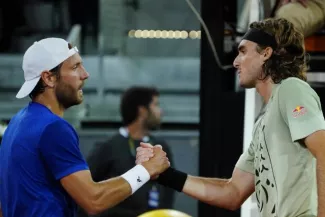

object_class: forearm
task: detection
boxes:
[67,176,132,215]
[317,156,325,217]
[92,177,132,212]
[183,176,240,210]
[62,166,150,215]
[90,164,151,214]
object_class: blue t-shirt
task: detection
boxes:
[0,102,89,217]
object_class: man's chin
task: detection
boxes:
[149,124,161,131]
[76,93,84,104]
[77,97,83,104]
[240,81,255,89]
[63,99,83,110]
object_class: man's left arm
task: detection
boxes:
[305,131,325,217]
[278,79,325,217]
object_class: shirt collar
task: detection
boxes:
[119,127,150,142]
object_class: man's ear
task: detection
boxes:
[40,71,57,88]
[262,47,273,62]
[138,106,148,118]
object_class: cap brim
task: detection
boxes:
[16,76,41,99]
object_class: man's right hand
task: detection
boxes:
[140,144,170,178]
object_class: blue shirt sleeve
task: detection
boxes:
[39,120,89,180]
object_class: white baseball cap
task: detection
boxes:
[16,37,79,99]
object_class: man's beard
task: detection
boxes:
[55,81,83,110]
[146,114,161,131]
[148,123,160,131]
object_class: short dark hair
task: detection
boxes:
[28,63,62,99]
[250,18,307,83]
[120,86,159,125]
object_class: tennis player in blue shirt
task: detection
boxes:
[0,38,170,217]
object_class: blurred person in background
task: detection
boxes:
[78,86,175,217]
[274,0,325,37]
[237,0,325,38]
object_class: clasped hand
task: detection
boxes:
[135,142,170,179]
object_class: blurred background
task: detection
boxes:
[0,0,325,216]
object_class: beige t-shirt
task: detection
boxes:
[236,77,325,217]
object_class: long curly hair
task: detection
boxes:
[250,18,307,83]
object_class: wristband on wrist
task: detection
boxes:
[121,165,150,194]
[156,167,188,192]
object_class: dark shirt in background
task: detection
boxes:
[77,133,175,217]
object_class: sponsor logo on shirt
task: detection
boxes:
[292,106,306,118]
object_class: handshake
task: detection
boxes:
[135,142,170,179]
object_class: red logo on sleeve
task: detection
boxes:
[292,106,306,118]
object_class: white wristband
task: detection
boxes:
[121,165,150,194]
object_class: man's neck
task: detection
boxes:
[33,93,65,117]
[255,77,274,104]
[127,121,148,140]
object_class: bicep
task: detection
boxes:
[278,80,325,142]
[61,170,96,210]
[304,130,325,158]
[232,142,255,203]
[231,167,255,204]
[39,121,89,180]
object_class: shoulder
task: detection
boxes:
[110,133,125,142]
[46,118,75,131]
[42,118,78,140]
[279,77,314,92]
[93,133,124,150]
[103,133,125,145]
[150,134,166,143]
[277,77,318,98]
[87,133,124,160]
[280,77,308,88]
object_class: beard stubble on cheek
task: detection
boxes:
[55,81,82,109]
[147,113,161,130]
